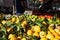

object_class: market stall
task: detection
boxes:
[0,13,60,40]
[0,0,60,40]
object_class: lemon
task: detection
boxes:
[11,17,16,22]
[46,31,54,39]
[7,27,12,33]
[48,18,52,23]
[32,18,35,21]
[40,37,47,40]
[33,32,39,37]
[17,36,22,40]
[15,17,19,23]
[21,21,27,27]
[39,31,46,38]
[27,30,33,36]
[2,20,6,25]
[57,19,59,23]
[42,21,47,25]
[33,25,41,32]
[10,37,17,40]
[21,38,26,40]
[8,34,16,39]
[54,28,60,35]
[9,34,17,40]
[51,38,59,40]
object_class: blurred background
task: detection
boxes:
[0,0,60,15]
[0,0,13,14]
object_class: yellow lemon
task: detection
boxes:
[51,38,59,40]
[33,25,41,32]
[21,21,27,27]
[42,21,47,25]
[21,38,26,40]
[27,30,33,36]
[15,17,19,23]
[8,34,16,39]
[39,31,46,38]
[2,20,6,25]
[7,27,12,33]
[54,28,60,35]
[33,32,39,37]
[32,18,35,21]
[40,37,47,40]
[10,37,17,40]
[46,31,54,39]
[11,17,16,22]
[17,36,22,40]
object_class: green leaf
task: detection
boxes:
[0,38,7,40]
[32,36,39,40]
[35,22,42,27]
[0,27,7,39]
[52,14,57,21]
[0,31,6,38]
[44,18,49,24]
[6,21,12,26]
[16,23,22,31]
[1,27,6,35]
[19,15,24,22]
[41,26,47,31]
[35,18,43,27]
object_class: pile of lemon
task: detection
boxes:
[0,14,60,40]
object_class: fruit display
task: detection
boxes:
[0,13,60,40]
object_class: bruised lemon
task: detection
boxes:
[27,30,33,36]
[33,25,41,32]
[7,27,13,33]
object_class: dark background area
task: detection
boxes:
[0,0,60,14]
[0,0,13,14]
